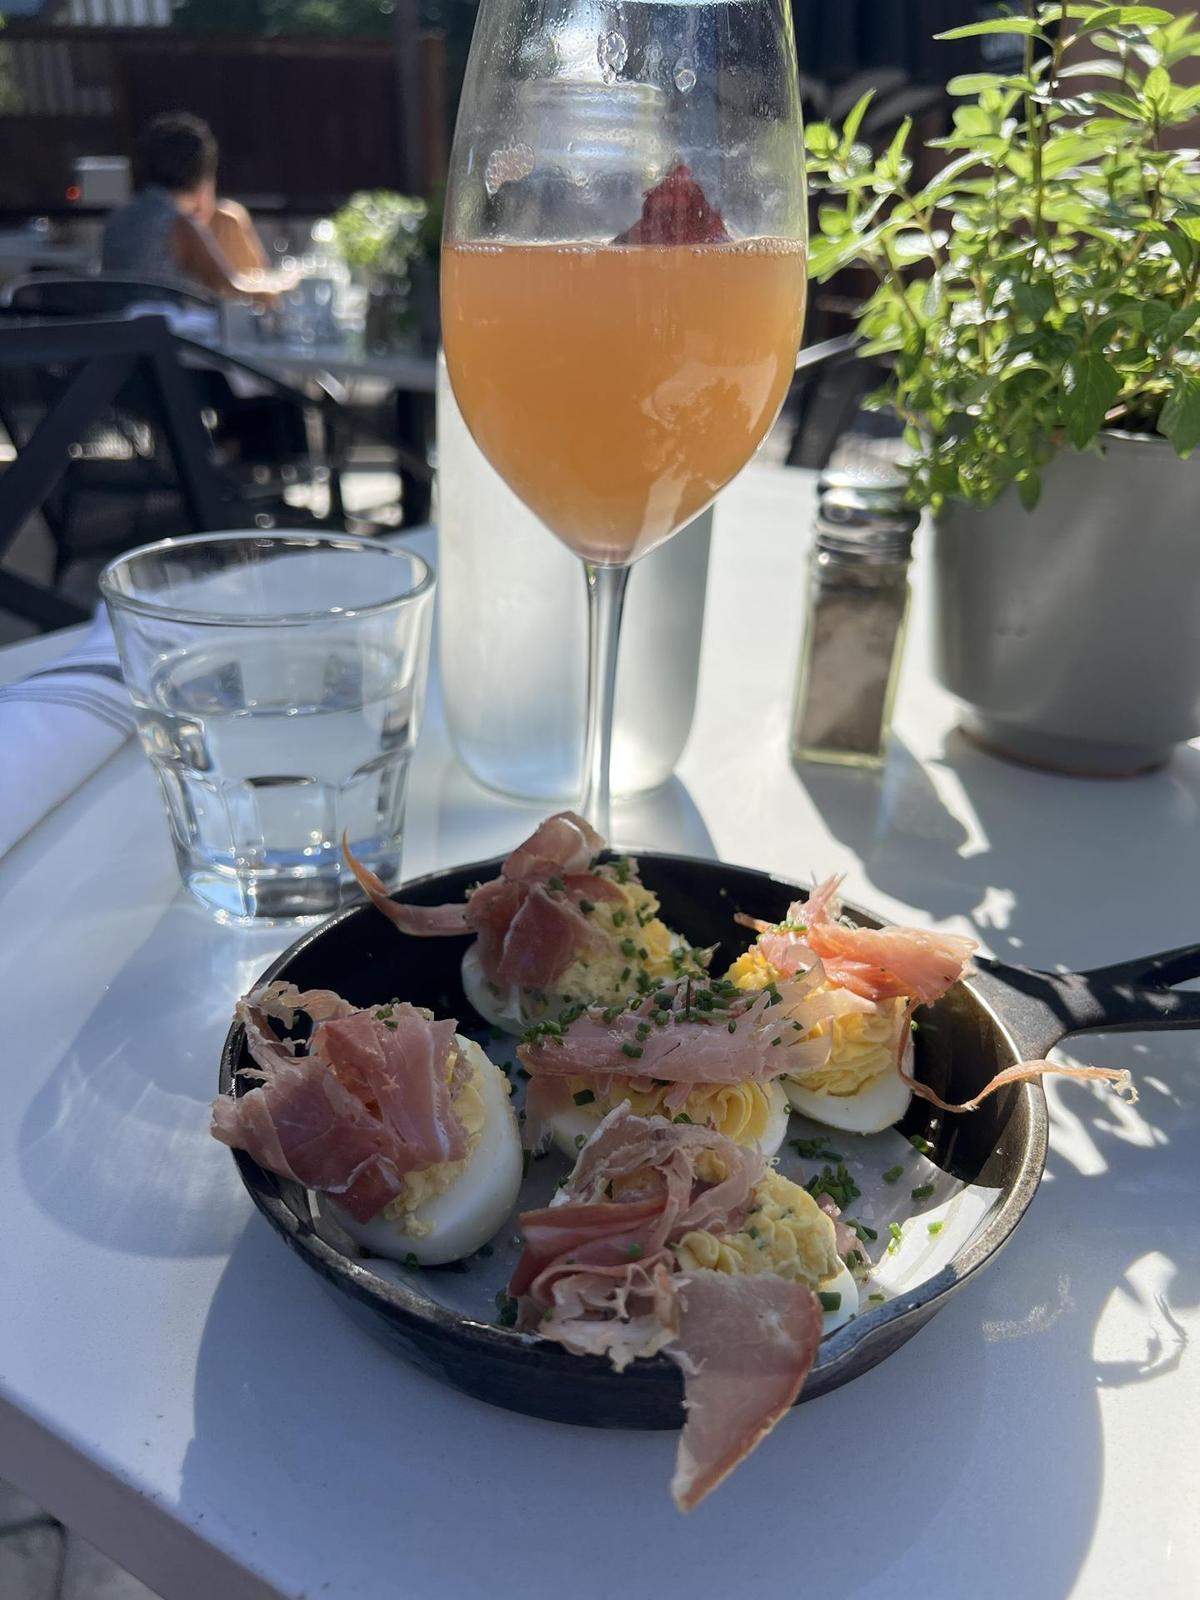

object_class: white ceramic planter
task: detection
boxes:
[933,432,1200,775]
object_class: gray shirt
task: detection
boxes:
[100,185,182,280]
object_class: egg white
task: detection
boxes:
[331,1037,523,1266]
[461,946,534,1035]
[819,1260,860,1336]
[545,1079,792,1162]
[785,1064,912,1135]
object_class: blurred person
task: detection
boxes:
[102,112,286,298]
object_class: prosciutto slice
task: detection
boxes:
[740,884,1136,1110]
[344,810,609,990]
[519,974,834,1090]
[211,987,467,1221]
[510,1108,826,1509]
[668,1271,824,1512]
[211,1053,408,1222]
[738,876,976,1006]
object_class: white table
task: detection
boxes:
[1,463,1197,1600]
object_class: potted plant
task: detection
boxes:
[806,1,1200,774]
[331,189,441,355]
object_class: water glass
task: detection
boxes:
[101,532,434,924]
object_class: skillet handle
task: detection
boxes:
[971,944,1200,1061]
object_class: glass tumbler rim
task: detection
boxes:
[99,530,434,629]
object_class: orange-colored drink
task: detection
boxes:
[442,240,806,564]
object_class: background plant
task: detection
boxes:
[807,2,1200,510]
[330,190,429,279]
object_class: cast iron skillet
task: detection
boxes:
[218,851,1200,1429]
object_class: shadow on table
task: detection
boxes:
[796,732,1200,967]
[178,1043,1198,1599]
[420,752,718,864]
[16,898,283,1258]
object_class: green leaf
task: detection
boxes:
[1056,58,1130,80]
[883,117,913,175]
[805,123,838,158]
[1014,279,1056,320]
[1164,305,1200,343]
[1039,133,1112,175]
[1158,372,1200,454]
[913,151,985,206]
[1143,64,1172,104]
[935,18,1047,40]
[946,72,1029,96]
[840,90,874,150]
[817,205,850,239]
[1086,89,1149,117]
[1063,353,1123,448]
[1066,4,1173,30]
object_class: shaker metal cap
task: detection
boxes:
[816,464,918,560]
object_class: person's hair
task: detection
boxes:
[138,112,218,194]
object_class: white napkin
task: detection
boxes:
[0,614,136,858]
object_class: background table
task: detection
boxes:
[1,463,1196,1600]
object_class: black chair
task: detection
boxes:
[0,316,285,631]
[1,273,217,320]
[0,273,336,516]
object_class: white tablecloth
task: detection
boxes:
[0,464,1196,1600]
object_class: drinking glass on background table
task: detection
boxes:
[100,533,434,925]
[441,0,808,835]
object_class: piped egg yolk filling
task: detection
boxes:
[674,1171,841,1289]
[565,1075,776,1147]
[552,871,704,1003]
[726,949,906,1097]
[380,1045,497,1232]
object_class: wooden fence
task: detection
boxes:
[0,25,448,215]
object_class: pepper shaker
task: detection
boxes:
[789,467,918,769]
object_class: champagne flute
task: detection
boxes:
[441,0,807,837]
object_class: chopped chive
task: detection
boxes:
[572,1089,596,1106]
[747,1225,759,1240]
[495,1292,518,1327]
[673,1113,693,1124]
[927,1220,945,1237]
[818,1291,842,1312]
[620,966,631,983]
[382,1019,397,1030]
[846,1249,864,1270]
[615,858,631,885]
[911,1183,935,1200]
[578,898,595,914]
[882,1165,904,1184]
[635,1022,651,1041]
[625,1242,644,1260]
[727,1019,738,1033]
[547,875,565,892]
[868,1292,886,1304]
[621,1043,644,1060]
[805,1163,861,1209]
[620,938,637,958]
[611,909,626,927]
[887,1222,904,1254]
[848,1219,878,1242]
[909,1134,935,1155]
[574,1134,587,1150]
[402,1253,420,1271]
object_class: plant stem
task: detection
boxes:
[1024,0,1047,255]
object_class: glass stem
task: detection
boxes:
[579,560,631,840]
